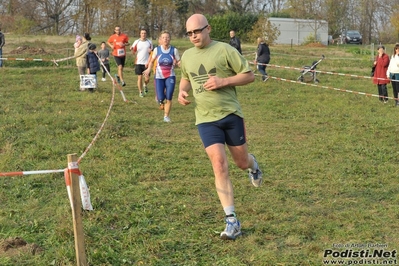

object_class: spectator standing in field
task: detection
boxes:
[178,14,263,240]
[143,30,180,122]
[74,33,91,90]
[107,26,129,86]
[86,43,100,93]
[98,41,111,81]
[387,43,399,106]
[373,45,390,103]
[255,37,271,81]
[229,30,242,54]
[83,33,92,47]
[131,28,153,97]
[0,27,5,67]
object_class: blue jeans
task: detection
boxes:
[0,48,2,67]
[377,84,388,102]
[257,64,267,80]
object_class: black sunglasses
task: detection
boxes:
[186,25,208,37]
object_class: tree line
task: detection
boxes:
[0,0,398,44]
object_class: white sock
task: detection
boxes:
[223,206,235,216]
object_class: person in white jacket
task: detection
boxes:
[387,44,399,106]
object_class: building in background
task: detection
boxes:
[269,17,328,45]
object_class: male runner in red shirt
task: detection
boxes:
[107,26,129,86]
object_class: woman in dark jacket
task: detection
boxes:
[373,45,390,102]
[255,37,270,82]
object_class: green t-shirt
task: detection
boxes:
[180,41,251,125]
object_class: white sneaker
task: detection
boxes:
[163,116,171,123]
[101,78,106,82]
[220,216,242,240]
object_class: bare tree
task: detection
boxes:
[248,0,286,13]
[0,0,43,33]
[324,0,349,37]
[188,0,223,15]
[285,0,327,42]
[34,0,75,34]
[2,0,398,42]
[219,0,253,13]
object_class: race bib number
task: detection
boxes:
[117,48,125,56]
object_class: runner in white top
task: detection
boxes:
[130,29,153,97]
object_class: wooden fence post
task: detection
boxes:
[67,154,87,266]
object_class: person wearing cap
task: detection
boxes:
[0,27,5,67]
[373,45,390,103]
[86,43,100,92]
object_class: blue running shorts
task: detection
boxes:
[197,114,247,148]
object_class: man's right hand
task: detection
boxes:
[178,90,191,106]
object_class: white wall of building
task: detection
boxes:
[269,17,329,45]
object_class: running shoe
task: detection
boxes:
[101,78,106,82]
[248,154,263,187]
[144,85,148,94]
[139,92,144,98]
[220,216,242,240]
[121,81,126,87]
[163,116,171,123]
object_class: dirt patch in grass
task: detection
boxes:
[9,45,48,55]
[0,237,43,257]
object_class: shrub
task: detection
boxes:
[302,33,318,45]
[207,12,258,42]
[247,15,280,45]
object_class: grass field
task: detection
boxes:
[0,36,398,265]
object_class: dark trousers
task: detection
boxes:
[391,76,399,103]
[377,84,388,102]
[101,64,110,78]
[257,64,267,81]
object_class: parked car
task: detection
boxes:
[343,30,362,44]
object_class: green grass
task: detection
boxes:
[1,37,399,265]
